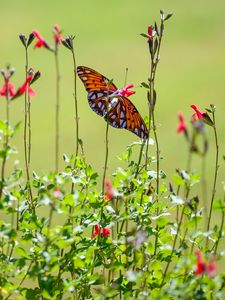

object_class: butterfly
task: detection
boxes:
[77,66,149,140]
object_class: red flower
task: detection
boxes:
[190,104,203,120]
[195,250,206,275]
[117,84,135,97]
[148,25,153,41]
[53,24,62,46]
[0,81,16,98]
[91,224,110,238]
[177,112,187,134]
[194,250,217,277]
[91,224,99,238]
[32,30,52,50]
[104,178,114,201]
[101,227,110,237]
[18,73,35,97]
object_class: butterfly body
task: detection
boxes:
[77,66,148,139]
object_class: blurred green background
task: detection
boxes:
[0,0,224,195]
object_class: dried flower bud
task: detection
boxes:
[62,36,74,51]
[27,32,35,47]
[19,34,27,47]
[30,71,41,85]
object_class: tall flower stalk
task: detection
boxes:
[141,11,172,255]
[62,36,79,158]
[190,104,218,246]
[19,33,35,199]
[206,105,219,243]
[53,25,62,172]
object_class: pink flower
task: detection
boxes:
[117,84,135,97]
[177,112,187,134]
[53,24,62,46]
[0,81,16,98]
[32,30,52,50]
[148,25,153,41]
[190,104,203,120]
[53,189,62,198]
[91,224,110,238]
[104,178,114,201]
[206,260,217,277]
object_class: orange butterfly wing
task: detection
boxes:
[77,66,117,116]
[77,66,149,139]
[105,96,149,140]
[77,66,117,92]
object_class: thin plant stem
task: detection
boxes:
[23,47,33,202]
[145,18,164,171]
[102,121,109,193]
[135,141,145,178]
[55,48,60,172]
[213,192,225,254]
[28,94,32,164]
[124,67,128,86]
[206,111,219,246]
[69,37,79,200]
[201,155,208,230]
[152,109,160,195]
[0,80,10,199]
[71,48,79,158]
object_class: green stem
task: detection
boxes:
[102,121,109,193]
[135,141,145,178]
[213,192,225,254]
[0,80,10,199]
[72,48,79,158]
[206,112,219,246]
[28,94,32,165]
[201,154,208,230]
[23,48,33,203]
[55,48,60,172]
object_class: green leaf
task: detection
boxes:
[140,33,149,39]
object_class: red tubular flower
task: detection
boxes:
[194,250,217,277]
[148,25,153,41]
[190,104,203,120]
[177,112,187,134]
[117,84,135,97]
[91,225,110,238]
[53,24,62,46]
[104,178,114,201]
[18,74,35,97]
[91,224,99,238]
[32,30,52,50]
[195,250,206,275]
[0,81,16,98]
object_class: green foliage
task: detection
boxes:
[0,128,224,299]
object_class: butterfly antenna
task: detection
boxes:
[124,67,128,86]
